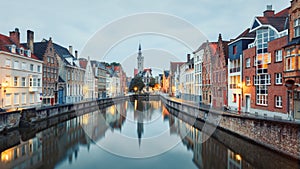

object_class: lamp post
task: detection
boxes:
[237,83,243,114]
[134,86,138,94]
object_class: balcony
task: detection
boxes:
[230,67,241,73]
[29,86,38,92]
[284,70,300,79]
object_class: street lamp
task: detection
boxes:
[134,86,138,94]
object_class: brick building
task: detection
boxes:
[23,37,59,106]
[242,5,289,119]
[283,0,300,120]
[202,42,217,106]
[211,34,229,109]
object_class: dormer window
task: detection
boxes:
[19,47,24,55]
[10,45,16,53]
[26,50,31,57]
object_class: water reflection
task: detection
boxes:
[0,100,298,169]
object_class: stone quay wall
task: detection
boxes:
[160,96,300,160]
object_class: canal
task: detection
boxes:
[0,100,298,169]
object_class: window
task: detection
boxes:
[22,62,26,70]
[14,77,18,86]
[29,94,34,104]
[5,94,12,106]
[37,79,41,87]
[254,74,271,85]
[14,94,19,105]
[275,96,282,108]
[275,73,282,84]
[294,18,300,38]
[286,57,295,71]
[233,45,237,55]
[14,61,19,69]
[246,58,250,68]
[246,76,251,86]
[29,78,33,87]
[47,57,50,63]
[233,94,237,103]
[19,48,24,55]
[37,65,41,72]
[10,45,16,53]
[68,71,71,80]
[256,85,268,106]
[5,59,11,67]
[30,64,34,71]
[26,50,31,57]
[21,77,26,87]
[33,78,37,87]
[21,93,26,104]
[275,50,282,62]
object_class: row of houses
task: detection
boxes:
[167,1,300,120]
[0,29,127,112]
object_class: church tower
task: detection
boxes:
[137,43,144,73]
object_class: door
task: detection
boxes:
[58,89,64,104]
[245,95,250,113]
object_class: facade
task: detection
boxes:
[162,70,170,93]
[25,37,59,106]
[211,34,229,109]
[54,44,85,104]
[193,44,205,102]
[91,60,107,98]
[80,57,96,100]
[169,62,184,97]
[227,29,255,112]
[283,0,300,120]
[179,54,194,101]
[242,6,289,118]
[202,42,217,106]
[0,28,43,111]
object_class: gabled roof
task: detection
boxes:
[53,42,74,66]
[164,70,169,78]
[0,34,39,60]
[170,62,185,73]
[251,8,289,32]
[22,41,48,61]
[79,58,88,69]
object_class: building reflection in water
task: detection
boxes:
[0,100,297,169]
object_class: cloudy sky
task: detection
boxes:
[0,0,290,76]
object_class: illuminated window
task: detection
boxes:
[275,96,282,108]
[246,76,251,86]
[286,57,295,71]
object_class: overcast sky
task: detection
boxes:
[0,0,291,76]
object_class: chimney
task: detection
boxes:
[9,28,20,46]
[264,5,275,17]
[69,45,73,55]
[187,54,191,62]
[27,30,34,53]
[75,50,78,59]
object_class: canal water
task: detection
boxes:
[0,100,298,169]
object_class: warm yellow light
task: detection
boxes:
[134,86,138,92]
[235,154,242,161]
[237,83,242,88]
[2,82,8,88]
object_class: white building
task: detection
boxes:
[81,57,96,100]
[179,54,195,101]
[193,44,205,103]
[0,28,43,111]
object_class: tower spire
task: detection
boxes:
[137,43,144,73]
